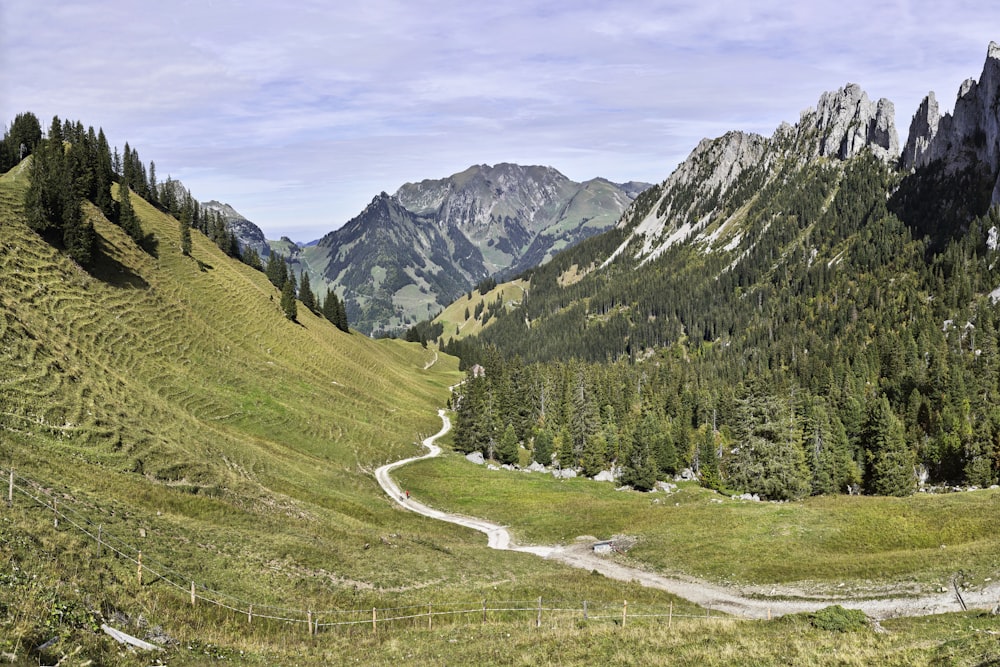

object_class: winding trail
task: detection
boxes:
[376,410,1000,620]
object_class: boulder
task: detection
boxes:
[465,452,485,465]
[593,470,616,482]
[552,468,577,479]
[526,461,546,472]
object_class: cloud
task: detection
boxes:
[3,0,1000,240]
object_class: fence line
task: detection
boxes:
[2,464,746,635]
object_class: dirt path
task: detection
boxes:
[376,411,1000,620]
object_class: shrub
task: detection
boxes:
[810,605,869,632]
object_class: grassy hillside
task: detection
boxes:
[2,159,998,665]
[0,163,706,663]
[433,279,528,342]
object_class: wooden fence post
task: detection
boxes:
[583,600,588,621]
[536,597,542,628]
[372,607,377,632]
[53,498,58,528]
[307,611,313,636]
[7,468,12,504]
[427,603,432,629]
[767,607,771,621]
[137,551,142,586]
[190,581,196,606]
[248,605,253,625]
[97,524,102,557]
[482,599,487,624]
[668,601,672,629]
[622,599,627,627]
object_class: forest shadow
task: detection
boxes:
[86,242,149,290]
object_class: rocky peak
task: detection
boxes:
[806,83,899,162]
[901,92,940,168]
[901,41,1000,203]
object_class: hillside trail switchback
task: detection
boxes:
[375,410,1000,620]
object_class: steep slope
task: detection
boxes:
[440,45,1000,497]
[312,164,644,335]
[893,41,1000,243]
[602,83,898,269]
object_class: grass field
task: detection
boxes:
[432,278,528,341]
[396,444,1000,592]
[3,160,1000,665]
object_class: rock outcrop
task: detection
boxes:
[901,92,940,168]
[605,82,899,267]
[901,42,1000,204]
[806,83,899,162]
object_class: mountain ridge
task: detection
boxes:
[311,163,646,334]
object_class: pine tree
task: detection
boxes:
[280,276,298,321]
[117,182,143,243]
[726,387,810,501]
[532,427,553,465]
[299,271,316,313]
[497,423,519,465]
[179,206,192,256]
[862,395,916,496]
[266,253,287,290]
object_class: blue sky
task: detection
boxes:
[2,1,999,241]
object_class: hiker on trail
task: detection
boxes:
[405,490,410,499]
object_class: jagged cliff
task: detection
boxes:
[902,41,1000,204]
[604,82,901,267]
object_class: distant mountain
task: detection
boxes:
[200,200,269,259]
[310,164,647,335]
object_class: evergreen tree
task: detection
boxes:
[117,182,143,243]
[266,253,287,290]
[620,430,657,491]
[862,395,916,496]
[497,423,519,465]
[179,205,192,256]
[726,387,810,500]
[280,275,298,321]
[299,271,316,313]
[532,427,553,465]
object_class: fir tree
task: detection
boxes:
[266,253,287,290]
[862,395,916,496]
[497,423,519,465]
[118,183,143,243]
[299,271,316,313]
[532,427,553,465]
[280,276,298,321]
[179,206,192,256]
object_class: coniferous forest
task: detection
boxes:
[2,112,348,330]
[445,153,1000,499]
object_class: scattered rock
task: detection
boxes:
[487,464,499,471]
[593,470,616,482]
[731,492,760,502]
[676,468,697,481]
[501,464,516,471]
[526,461,546,472]
[552,468,577,479]
[655,481,677,493]
[465,452,485,465]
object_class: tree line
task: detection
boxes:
[444,153,1000,498]
[6,111,349,332]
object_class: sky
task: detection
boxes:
[2,2,999,242]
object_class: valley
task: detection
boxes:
[5,40,1000,667]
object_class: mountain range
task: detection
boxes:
[234,164,642,335]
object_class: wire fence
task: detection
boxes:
[1,464,735,636]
